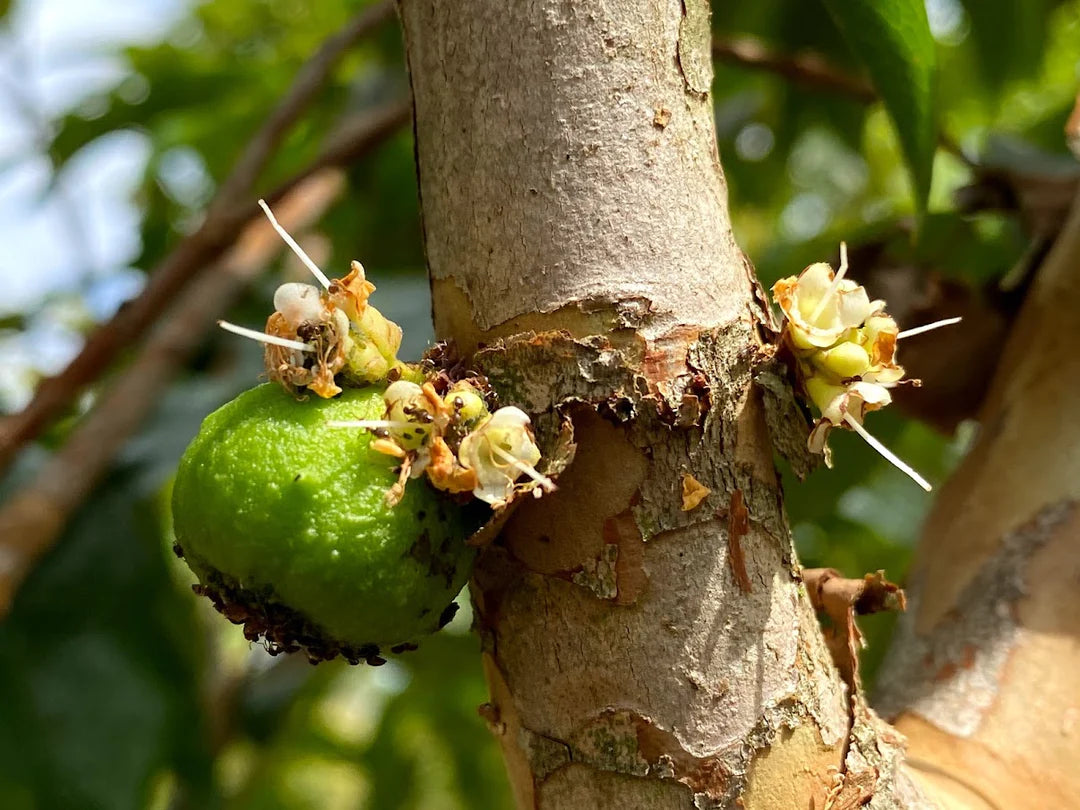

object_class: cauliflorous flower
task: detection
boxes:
[218,200,410,398]
[771,243,960,491]
[771,251,884,350]
[458,406,553,507]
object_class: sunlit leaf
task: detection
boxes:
[821,0,938,216]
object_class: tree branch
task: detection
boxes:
[0,172,344,616]
[712,35,974,167]
[212,1,396,211]
[711,36,876,103]
[401,3,868,806]
[0,1,397,478]
[877,184,1080,807]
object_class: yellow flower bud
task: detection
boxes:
[443,382,488,428]
[816,341,871,380]
[803,375,847,416]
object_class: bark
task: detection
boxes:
[876,187,1080,809]
[398,2,920,807]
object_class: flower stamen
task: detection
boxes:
[809,241,849,323]
[326,419,423,431]
[897,317,962,340]
[257,199,333,290]
[842,412,931,491]
[490,444,555,492]
[218,320,312,352]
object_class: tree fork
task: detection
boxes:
[394,2,936,807]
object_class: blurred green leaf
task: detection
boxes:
[962,0,1052,96]
[0,466,214,810]
[821,0,938,216]
[358,632,512,810]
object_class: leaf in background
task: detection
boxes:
[821,0,938,216]
[0,466,214,810]
[961,0,1051,96]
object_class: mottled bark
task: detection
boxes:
[877,189,1080,809]
[396,2,919,807]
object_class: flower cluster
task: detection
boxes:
[331,380,554,508]
[221,199,554,510]
[772,244,959,491]
[219,201,413,399]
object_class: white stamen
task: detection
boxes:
[218,320,312,352]
[842,412,931,491]
[809,241,849,323]
[897,317,962,340]
[491,444,556,491]
[258,199,332,290]
[326,420,426,431]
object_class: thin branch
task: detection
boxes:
[0,171,345,616]
[0,2,396,478]
[712,36,974,167]
[212,0,395,211]
[711,36,876,104]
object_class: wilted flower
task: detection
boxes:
[218,200,410,399]
[328,378,551,507]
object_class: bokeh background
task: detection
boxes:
[0,0,1076,807]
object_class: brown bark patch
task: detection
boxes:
[643,325,699,391]
[725,490,753,594]
[606,505,648,605]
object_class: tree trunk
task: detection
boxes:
[876,188,1080,809]
[397,2,926,807]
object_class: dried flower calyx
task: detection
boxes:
[219,200,416,399]
[772,243,960,491]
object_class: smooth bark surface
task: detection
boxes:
[397,2,909,807]
[877,189,1080,809]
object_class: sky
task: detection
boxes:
[0,0,187,408]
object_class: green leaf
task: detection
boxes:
[0,422,217,808]
[961,0,1050,96]
[821,0,938,216]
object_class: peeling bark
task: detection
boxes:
[397,1,922,807]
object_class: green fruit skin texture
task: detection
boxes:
[172,384,476,648]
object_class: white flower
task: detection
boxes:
[806,380,892,453]
[771,246,885,351]
[458,406,551,506]
[272,282,326,329]
[768,243,959,492]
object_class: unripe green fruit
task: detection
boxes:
[172,384,478,664]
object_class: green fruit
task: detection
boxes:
[172,384,478,664]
